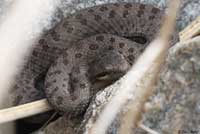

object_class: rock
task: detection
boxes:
[135,36,200,133]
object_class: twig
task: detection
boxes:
[0,100,160,134]
[0,99,52,124]
[139,124,160,134]
[179,16,200,41]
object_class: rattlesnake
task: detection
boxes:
[12,3,176,116]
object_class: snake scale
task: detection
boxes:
[12,3,175,117]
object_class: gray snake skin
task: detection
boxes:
[12,3,173,116]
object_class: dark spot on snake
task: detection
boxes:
[109,10,116,18]
[71,95,77,101]
[119,42,125,48]
[39,39,47,45]
[63,59,69,65]
[75,53,82,58]
[96,35,104,41]
[56,96,63,105]
[99,6,108,12]
[149,15,155,20]
[88,9,94,13]
[139,4,146,10]
[124,3,132,8]
[42,45,50,50]
[32,50,38,57]
[128,55,135,62]
[123,10,129,18]
[89,44,99,50]
[62,21,69,28]
[151,7,159,14]
[110,37,115,43]
[45,81,52,88]
[128,48,135,53]
[73,68,80,73]
[108,46,114,50]
[48,72,54,76]
[62,84,66,87]
[54,87,59,92]
[50,30,60,41]
[94,15,102,21]
[80,19,87,25]
[114,3,120,7]
[63,78,68,81]
[75,13,83,19]
[72,77,79,83]
[67,27,74,33]
[13,84,19,90]
[80,83,86,89]
[137,10,144,17]
[53,79,56,83]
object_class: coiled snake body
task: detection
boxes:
[12,3,171,115]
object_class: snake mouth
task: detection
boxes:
[124,33,148,44]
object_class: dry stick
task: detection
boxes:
[139,123,160,134]
[0,101,157,134]
[0,99,52,124]
[179,16,200,41]
[119,0,180,133]
[89,0,180,134]
[119,1,180,134]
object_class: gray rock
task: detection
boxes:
[137,36,200,133]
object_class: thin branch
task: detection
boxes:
[0,99,52,124]
[139,124,160,134]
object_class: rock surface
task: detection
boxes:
[137,36,200,133]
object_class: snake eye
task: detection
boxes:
[124,34,148,44]
[95,72,111,81]
[131,35,147,44]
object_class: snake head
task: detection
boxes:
[88,50,131,90]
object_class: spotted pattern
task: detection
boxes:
[12,3,178,116]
